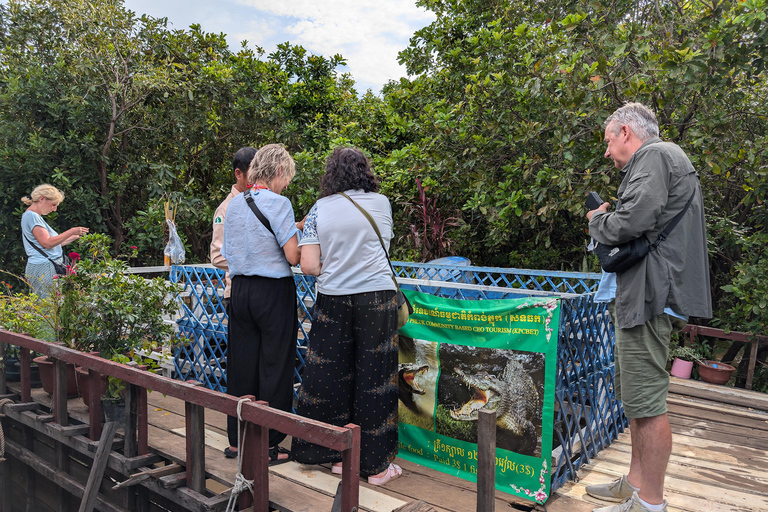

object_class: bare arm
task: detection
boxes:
[299,244,321,276]
[282,234,301,266]
[32,226,87,249]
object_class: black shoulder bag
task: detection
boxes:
[244,190,275,236]
[23,234,69,275]
[595,191,695,273]
[338,192,413,328]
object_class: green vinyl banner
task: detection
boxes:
[397,290,560,504]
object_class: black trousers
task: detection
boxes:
[227,274,298,448]
[291,290,399,477]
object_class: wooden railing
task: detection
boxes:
[0,330,361,512]
[682,324,767,390]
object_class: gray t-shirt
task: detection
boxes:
[221,189,298,279]
[300,190,396,295]
[21,210,62,264]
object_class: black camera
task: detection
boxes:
[586,192,604,211]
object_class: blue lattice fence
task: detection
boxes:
[170,263,625,492]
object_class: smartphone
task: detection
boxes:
[586,192,604,211]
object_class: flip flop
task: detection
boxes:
[331,463,343,475]
[367,463,402,486]
[269,446,292,466]
[223,447,237,459]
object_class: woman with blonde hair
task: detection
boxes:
[220,144,301,463]
[21,184,89,297]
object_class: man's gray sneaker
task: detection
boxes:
[586,475,639,503]
[592,491,668,512]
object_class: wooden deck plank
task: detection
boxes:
[557,478,754,512]
[7,377,768,512]
[669,378,768,412]
[589,446,768,494]
[581,458,768,510]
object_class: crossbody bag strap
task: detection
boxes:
[338,192,399,290]
[23,233,59,263]
[244,190,275,236]
[651,189,696,248]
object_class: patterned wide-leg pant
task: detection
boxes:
[292,290,399,477]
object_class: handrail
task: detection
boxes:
[0,329,361,512]
[682,324,767,390]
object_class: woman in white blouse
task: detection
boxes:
[291,147,401,485]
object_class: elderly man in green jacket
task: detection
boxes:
[586,103,712,512]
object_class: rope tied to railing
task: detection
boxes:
[225,397,253,512]
[0,398,15,463]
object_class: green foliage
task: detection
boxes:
[387,0,768,272]
[1,234,180,361]
[668,345,705,364]
[61,234,180,357]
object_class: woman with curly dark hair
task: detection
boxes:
[291,147,401,485]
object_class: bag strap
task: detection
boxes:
[244,190,275,236]
[651,190,696,249]
[23,233,60,264]
[337,192,399,290]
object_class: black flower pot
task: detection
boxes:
[101,398,126,424]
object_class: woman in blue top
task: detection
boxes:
[220,144,301,464]
[21,184,89,297]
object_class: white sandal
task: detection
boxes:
[367,464,402,486]
[331,462,343,475]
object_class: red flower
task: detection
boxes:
[68,252,80,262]
[130,246,137,250]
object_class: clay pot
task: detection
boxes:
[670,358,694,379]
[697,360,736,385]
[33,356,80,398]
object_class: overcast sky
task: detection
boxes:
[122,0,435,94]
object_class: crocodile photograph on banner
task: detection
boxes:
[397,291,559,504]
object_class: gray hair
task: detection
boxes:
[604,102,659,141]
[247,144,296,184]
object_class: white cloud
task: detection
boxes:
[235,0,435,92]
[120,0,434,93]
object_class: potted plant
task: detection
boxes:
[668,345,704,379]
[61,234,179,411]
[0,272,80,396]
[697,360,737,385]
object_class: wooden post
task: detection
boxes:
[88,368,103,441]
[125,385,138,457]
[340,423,360,512]
[23,417,36,512]
[53,358,69,426]
[746,338,759,390]
[56,440,72,512]
[20,347,31,403]
[0,341,6,395]
[240,397,268,512]
[185,397,206,493]
[137,365,148,455]
[78,421,117,512]
[477,409,496,512]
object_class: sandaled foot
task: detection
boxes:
[367,464,402,486]
[331,462,343,475]
[269,446,291,466]
[223,447,237,459]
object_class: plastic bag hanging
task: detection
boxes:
[164,219,186,264]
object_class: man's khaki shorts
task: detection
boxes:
[608,303,687,419]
